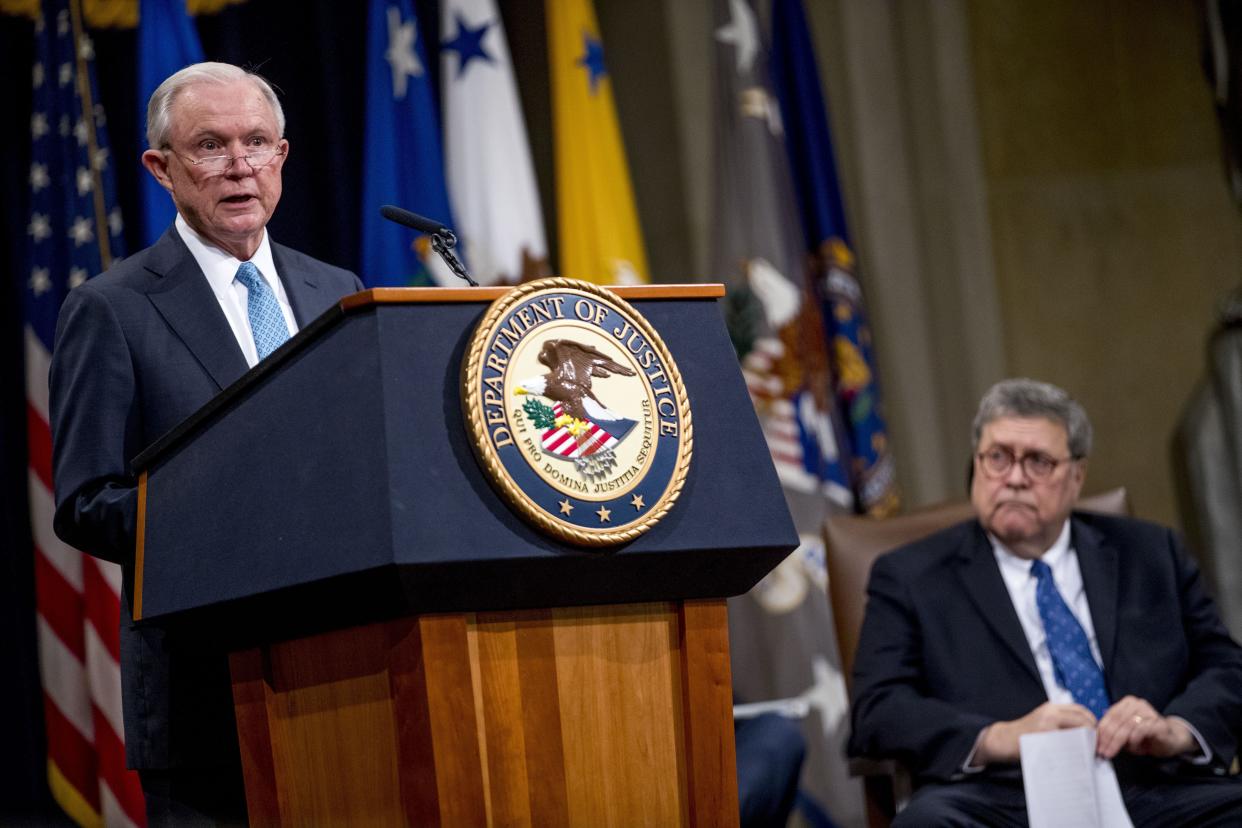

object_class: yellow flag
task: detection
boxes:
[546,0,649,284]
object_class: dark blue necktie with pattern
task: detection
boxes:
[1030,558,1109,718]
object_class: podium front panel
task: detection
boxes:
[136,289,797,627]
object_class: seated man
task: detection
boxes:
[848,378,1242,826]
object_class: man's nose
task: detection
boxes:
[224,156,257,177]
[222,144,258,176]
[1003,457,1031,486]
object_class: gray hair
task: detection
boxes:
[971,378,1093,458]
[146,62,285,149]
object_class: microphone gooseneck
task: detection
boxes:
[378,205,478,286]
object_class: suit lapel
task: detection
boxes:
[1073,516,1120,675]
[956,523,1044,686]
[144,227,250,391]
[272,242,320,327]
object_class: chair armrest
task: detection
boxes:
[848,756,899,778]
[848,757,912,828]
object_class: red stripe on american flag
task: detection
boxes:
[25,11,143,821]
[35,548,86,661]
[27,401,53,491]
[83,561,121,662]
[545,430,572,452]
[93,705,146,826]
[43,695,101,811]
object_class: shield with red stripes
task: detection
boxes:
[540,403,623,459]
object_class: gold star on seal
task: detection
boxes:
[559,499,574,515]
[596,505,612,523]
[631,494,645,511]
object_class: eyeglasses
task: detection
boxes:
[168,145,286,174]
[976,445,1076,481]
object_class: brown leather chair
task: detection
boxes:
[824,488,1130,828]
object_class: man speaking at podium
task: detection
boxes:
[49,62,362,824]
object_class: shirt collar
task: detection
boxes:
[175,214,279,297]
[989,518,1073,575]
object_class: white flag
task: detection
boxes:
[441,0,549,285]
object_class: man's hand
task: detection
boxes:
[976,702,1098,764]
[1096,695,1197,759]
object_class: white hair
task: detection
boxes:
[972,378,1093,459]
[145,62,285,149]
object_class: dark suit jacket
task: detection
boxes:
[847,512,1242,786]
[49,225,363,769]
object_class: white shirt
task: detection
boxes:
[175,214,298,368]
[963,519,1210,770]
[991,521,1104,704]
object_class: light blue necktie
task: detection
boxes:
[1031,558,1109,718]
[234,261,290,360]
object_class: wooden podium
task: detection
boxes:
[133,286,797,826]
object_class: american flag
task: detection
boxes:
[22,0,143,825]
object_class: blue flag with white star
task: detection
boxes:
[136,0,204,246]
[361,0,458,286]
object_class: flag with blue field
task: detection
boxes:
[771,0,898,516]
[361,0,458,286]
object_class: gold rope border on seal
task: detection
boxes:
[461,277,694,547]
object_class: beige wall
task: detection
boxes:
[966,0,1242,526]
[800,0,1009,507]
[777,0,1242,526]
[551,0,1241,528]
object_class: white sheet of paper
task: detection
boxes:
[1019,727,1133,828]
[1093,757,1134,828]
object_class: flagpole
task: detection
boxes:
[67,0,111,267]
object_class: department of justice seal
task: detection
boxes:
[462,278,693,546]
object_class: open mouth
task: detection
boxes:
[221,194,255,205]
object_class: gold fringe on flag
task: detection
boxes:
[0,0,39,20]
[186,0,244,13]
[81,0,135,27]
[1,0,246,26]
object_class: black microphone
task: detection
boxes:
[379,204,449,236]
[378,204,478,286]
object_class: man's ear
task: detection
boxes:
[1070,459,1088,498]
[141,149,174,193]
